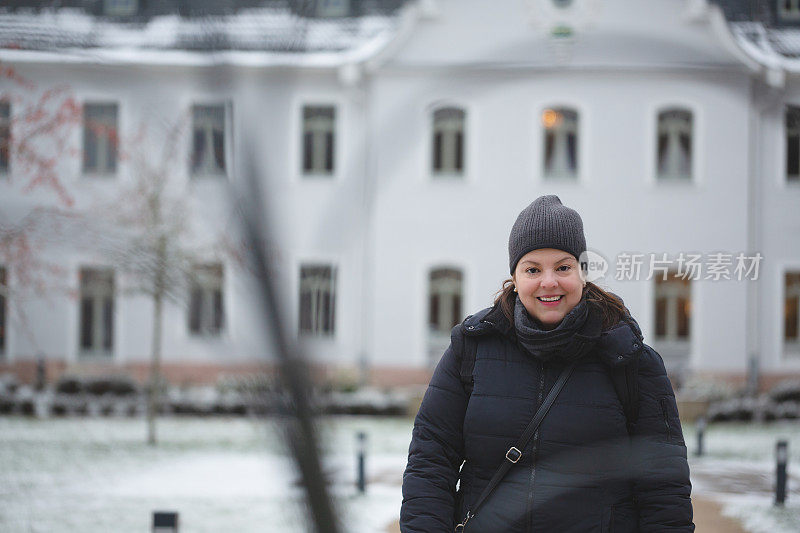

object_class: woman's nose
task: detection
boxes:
[540,270,558,287]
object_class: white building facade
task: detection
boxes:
[0,0,799,390]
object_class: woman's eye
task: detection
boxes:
[557,265,571,271]
[526,267,539,274]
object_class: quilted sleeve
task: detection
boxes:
[400,324,470,533]
[630,345,695,531]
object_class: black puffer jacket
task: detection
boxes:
[400,303,694,532]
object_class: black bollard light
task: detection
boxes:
[695,417,706,457]
[152,511,179,532]
[776,440,788,506]
[356,431,367,494]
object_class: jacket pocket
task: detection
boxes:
[659,396,685,444]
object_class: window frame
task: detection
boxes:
[783,268,800,358]
[82,101,119,178]
[0,265,6,357]
[77,267,115,358]
[779,0,800,21]
[426,266,464,365]
[430,106,467,179]
[785,105,800,182]
[104,0,138,17]
[647,101,701,187]
[189,102,231,179]
[297,262,338,338]
[425,99,473,183]
[652,271,692,343]
[427,267,464,334]
[655,107,694,182]
[541,106,580,181]
[300,104,337,177]
[0,101,10,177]
[187,263,225,338]
[316,0,350,18]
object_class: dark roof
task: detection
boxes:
[712,0,800,60]
[0,0,406,53]
[0,1,406,20]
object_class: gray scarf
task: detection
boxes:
[513,294,602,363]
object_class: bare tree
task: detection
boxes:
[95,111,211,446]
[1,62,229,444]
[0,63,81,354]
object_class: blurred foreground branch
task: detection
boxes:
[235,145,340,533]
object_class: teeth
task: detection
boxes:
[538,296,562,302]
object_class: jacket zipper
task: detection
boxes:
[527,362,546,533]
[660,397,672,440]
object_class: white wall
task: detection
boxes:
[3,0,799,383]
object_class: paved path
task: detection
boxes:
[692,494,749,533]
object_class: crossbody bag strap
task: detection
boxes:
[455,362,577,532]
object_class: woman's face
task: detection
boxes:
[512,248,585,329]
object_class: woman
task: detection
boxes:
[400,195,694,532]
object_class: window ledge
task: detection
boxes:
[430,172,466,181]
[190,172,227,180]
[77,351,114,359]
[655,174,695,183]
[188,331,226,340]
[301,172,336,180]
[81,173,118,180]
[299,332,336,341]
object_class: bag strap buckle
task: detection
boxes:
[505,446,522,463]
[455,511,473,532]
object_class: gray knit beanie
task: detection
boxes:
[508,195,586,273]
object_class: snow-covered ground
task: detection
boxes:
[0,416,409,532]
[1,416,798,532]
[684,422,800,533]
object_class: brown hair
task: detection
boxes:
[494,279,629,331]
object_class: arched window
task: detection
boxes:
[432,107,465,176]
[428,268,463,363]
[656,108,692,180]
[653,271,691,375]
[542,107,578,179]
[191,104,227,176]
[302,105,336,175]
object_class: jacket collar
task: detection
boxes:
[594,317,644,367]
[463,301,644,366]
[462,301,513,337]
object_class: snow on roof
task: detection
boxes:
[728,20,800,72]
[0,6,400,66]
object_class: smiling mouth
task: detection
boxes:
[537,296,563,302]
